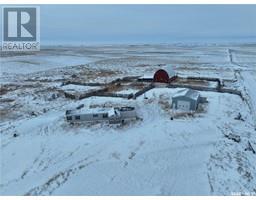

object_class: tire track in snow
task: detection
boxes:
[0,144,46,189]
[25,155,99,195]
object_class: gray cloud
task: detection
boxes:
[2,5,256,44]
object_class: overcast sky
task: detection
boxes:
[2,5,256,44]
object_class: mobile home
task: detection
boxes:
[66,106,137,124]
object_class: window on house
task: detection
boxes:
[103,113,108,118]
[75,115,80,120]
[93,114,98,118]
[67,116,72,121]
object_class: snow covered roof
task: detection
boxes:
[164,64,176,77]
[140,73,154,79]
[107,108,117,117]
[67,107,115,115]
[172,89,200,100]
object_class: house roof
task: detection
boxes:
[172,89,200,100]
[67,107,115,116]
[66,106,133,116]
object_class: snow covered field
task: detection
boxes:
[1,44,256,195]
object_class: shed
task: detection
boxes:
[172,89,200,111]
[153,64,176,83]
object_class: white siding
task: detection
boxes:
[177,100,191,111]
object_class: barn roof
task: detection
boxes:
[172,89,200,100]
[164,64,176,77]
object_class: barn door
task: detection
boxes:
[177,100,190,111]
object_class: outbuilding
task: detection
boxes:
[171,89,200,111]
[153,64,176,83]
[66,106,137,124]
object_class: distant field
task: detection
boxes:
[1,44,256,195]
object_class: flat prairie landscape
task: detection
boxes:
[1,43,256,195]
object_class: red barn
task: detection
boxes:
[153,65,176,83]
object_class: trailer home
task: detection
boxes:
[66,106,137,124]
